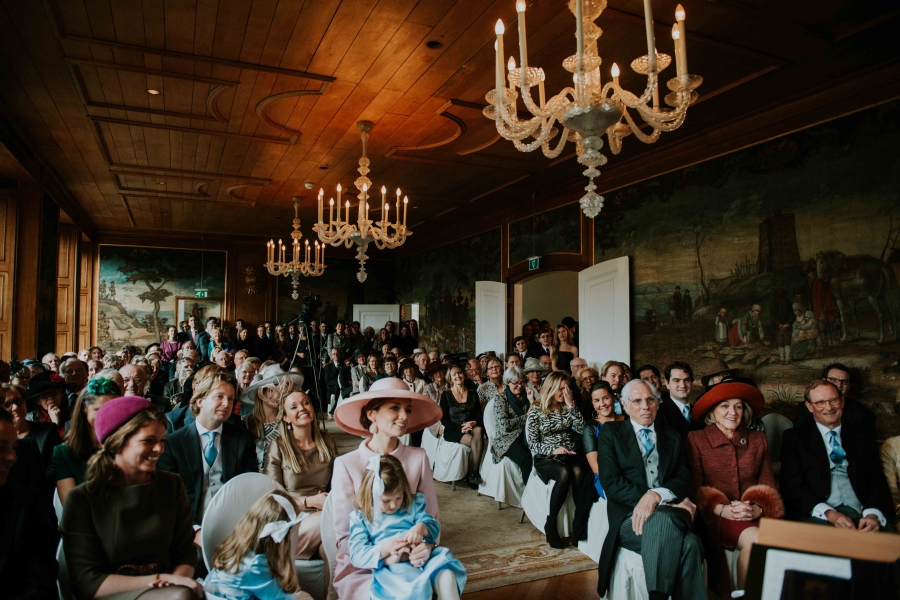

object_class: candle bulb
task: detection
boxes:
[507,56,516,91]
[317,189,323,224]
[674,5,687,77]
[516,0,528,87]
[611,62,620,86]
[642,0,657,73]
[345,200,349,224]
[337,183,342,211]
[495,20,505,102]
[384,203,390,229]
[329,198,334,227]
[403,196,408,227]
[380,185,386,225]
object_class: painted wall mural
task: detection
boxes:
[97,246,226,351]
[396,229,502,354]
[594,100,900,438]
[509,203,581,266]
[276,257,395,328]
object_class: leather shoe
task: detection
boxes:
[544,516,566,549]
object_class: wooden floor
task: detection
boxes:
[464,570,598,599]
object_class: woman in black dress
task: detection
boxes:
[550,324,578,373]
[438,365,485,489]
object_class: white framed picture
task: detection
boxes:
[176,297,224,326]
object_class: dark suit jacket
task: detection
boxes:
[794,397,876,438]
[596,419,693,597]
[657,391,704,442]
[157,421,258,524]
[780,420,892,522]
[525,344,550,359]
[196,331,212,362]
[0,482,59,600]
[324,361,352,400]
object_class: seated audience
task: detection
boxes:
[465,359,485,390]
[880,434,900,531]
[686,381,784,596]
[423,363,449,437]
[659,361,701,440]
[522,358,546,403]
[25,371,69,441]
[164,360,194,408]
[476,356,505,410]
[781,379,892,530]
[160,325,182,374]
[53,377,121,504]
[350,350,368,395]
[265,381,336,560]
[794,363,876,438]
[60,357,88,404]
[42,352,61,374]
[414,351,430,381]
[699,360,740,388]
[376,355,399,381]
[157,368,258,525]
[0,406,59,600]
[324,348,352,415]
[241,369,298,470]
[3,381,60,487]
[62,397,201,599]
[235,357,260,394]
[596,378,703,600]
[358,354,380,393]
[505,353,522,369]
[439,365,486,489]
[525,371,586,548]
[599,360,625,402]
[490,366,533,484]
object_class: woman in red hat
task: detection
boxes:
[685,381,784,598]
[330,377,444,600]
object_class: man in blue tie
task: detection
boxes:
[781,379,891,530]
[657,361,702,441]
[596,379,705,600]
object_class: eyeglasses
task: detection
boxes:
[629,397,659,407]
[808,397,841,409]
[826,376,850,388]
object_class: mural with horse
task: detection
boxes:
[594,100,900,439]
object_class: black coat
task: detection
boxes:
[324,362,352,400]
[596,419,693,597]
[656,391,704,442]
[780,421,892,522]
[157,421,258,524]
[525,344,551,359]
[196,331,212,362]
[0,482,59,600]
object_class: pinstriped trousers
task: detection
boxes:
[618,506,706,600]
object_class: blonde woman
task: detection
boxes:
[265,381,337,560]
[525,371,586,548]
[440,365,485,489]
[476,356,505,411]
[242,369,303,470]
[550,324,578,373]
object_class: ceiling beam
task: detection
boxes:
[108,165,271,184]
[65,58,239,87]
[90,116,293,146]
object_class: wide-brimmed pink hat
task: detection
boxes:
[334,377,442,438]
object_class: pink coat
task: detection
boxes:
[331,440,439,600]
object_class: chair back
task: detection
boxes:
[200,473,286,570]
[320,494,338,584]
[761,412,793,463]
[57,540,73,600]
[483,399,498,440]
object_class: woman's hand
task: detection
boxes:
[408,542,434,568]
[561,385,574,407]
[381,538,409,558]
[404,523,429,546]
[552,446,575,455]
[48,405,62,424]
[154,574,205,597]
[305,491,328,511]
[729,500,756,521]
[525,387,535,403]
[460,421,475,434]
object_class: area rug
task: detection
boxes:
[323,422,597,592]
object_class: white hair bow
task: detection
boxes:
[366,455,385,522]
[259,493,308,544]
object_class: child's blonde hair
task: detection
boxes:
[354,455,413,523]
[211,490,300,593]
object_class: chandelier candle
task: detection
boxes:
[495,20,505,106]
[643,0,657,72]
[516,0,528,86]
[674,5,687,77]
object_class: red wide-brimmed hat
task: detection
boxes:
[690,381,765,421]
[334,377,442,438]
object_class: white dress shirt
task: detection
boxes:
[629,420,675,504]
[811,422,886,526]
[669,396,691,421]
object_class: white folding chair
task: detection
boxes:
[201,473,326,600]
[606,547,708,600]
[57,540,72,600]
[519,469,576,537]
[576,498,610,562]
[431,433,471,491]
[320,495,338,600]
[761,412,793,478]
[478,399,525,508]
[421,427,440,469]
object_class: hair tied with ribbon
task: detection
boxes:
[366,455,386,522]
[259,493,308,543]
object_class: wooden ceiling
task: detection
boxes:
[0,0,896,252]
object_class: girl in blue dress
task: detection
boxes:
[204,490,313,600]
[349,455,467,600]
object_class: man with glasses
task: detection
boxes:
[596,379,703,600]
[794,363,876,437]
[782,378,890,534]
[465,358,486,392]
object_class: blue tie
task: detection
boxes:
[203,431,218,467]
[827,431,846,466]
[639,428,655,457]
[682,404,691,421]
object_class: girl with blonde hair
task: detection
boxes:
[349,455,466,600]
[205,490,313,600]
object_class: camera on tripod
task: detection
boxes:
[298,292,322,325]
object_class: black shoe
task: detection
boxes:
[466,473,480,489]
[544,516,566,549]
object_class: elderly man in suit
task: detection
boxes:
[781,378,891,530]
[157,368,257,527]
[596,378,705,600]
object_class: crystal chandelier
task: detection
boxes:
[314,120,412,283]
[265,198,325,300]
[487,0,702,218]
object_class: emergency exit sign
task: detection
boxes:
[194,288,209,298]
[528,256,540,271]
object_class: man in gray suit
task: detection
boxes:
[596,379,705,600]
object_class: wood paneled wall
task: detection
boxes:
[0,186,17,360]
[56,223,78,353]
[78,241,93,350]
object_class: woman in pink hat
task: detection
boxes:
[331,377,444,600]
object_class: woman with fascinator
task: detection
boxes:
[331,377,445,600]
[263,372,336,561]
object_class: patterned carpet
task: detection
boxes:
[323,420,598,593]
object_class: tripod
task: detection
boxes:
[286,321,327,429]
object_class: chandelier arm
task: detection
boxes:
[495,113,542,143]
[520,85,575,121]
[541,125,571,158]
[512,115,564,153]
[497,104,543,137]
[607,73,657,110]
[633,102,689,131]
[620,109,663,144]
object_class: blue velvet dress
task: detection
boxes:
[203,553,296,600]
[348,493,467,600]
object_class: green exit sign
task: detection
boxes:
[194,288,209,298]
[528,256,540,271]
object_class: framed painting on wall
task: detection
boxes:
[176,297,225,327]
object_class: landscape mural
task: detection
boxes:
[276,257,395,327]
[396,229,501,354]
[509,203,581,266]
[97,246,226,351]
[594,100,900,438]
